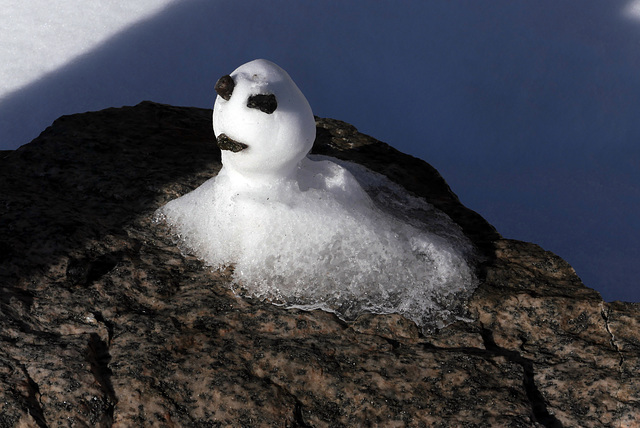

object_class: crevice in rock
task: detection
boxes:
[19,364,48,428]
[480,329,563,428]
[323,311,350,330]
[66,252,122,287]
[0,285,34,310]
[293,399,312,428]
[422,332,563,427]
[600,304,624,368]
[86,333,117,424]
[383,337,402,350]
[92,311,115,345]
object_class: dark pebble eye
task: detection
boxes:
[247,94,277,114]
[215,75,235,100]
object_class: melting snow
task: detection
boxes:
[157,59,478,330]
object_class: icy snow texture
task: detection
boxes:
[158,59,477,330]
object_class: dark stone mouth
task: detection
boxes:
[217,133,248,152]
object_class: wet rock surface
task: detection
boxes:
[1,101,638,426]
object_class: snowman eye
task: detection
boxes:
[247,94,277,114]
[215,75,235,101]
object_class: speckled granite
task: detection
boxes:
[0,101,638,427]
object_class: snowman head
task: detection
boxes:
[213,59,316,182]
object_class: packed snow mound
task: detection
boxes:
[157,59,478,330]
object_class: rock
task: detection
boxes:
[0,101,638,426]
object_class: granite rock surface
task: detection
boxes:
[0,101,638,427]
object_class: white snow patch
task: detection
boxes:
[0,0,176,99]
[624,0,640,19]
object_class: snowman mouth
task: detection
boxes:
[217,133,248,152]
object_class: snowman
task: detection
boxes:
[209,59,368,205]
[157,59,477,330]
